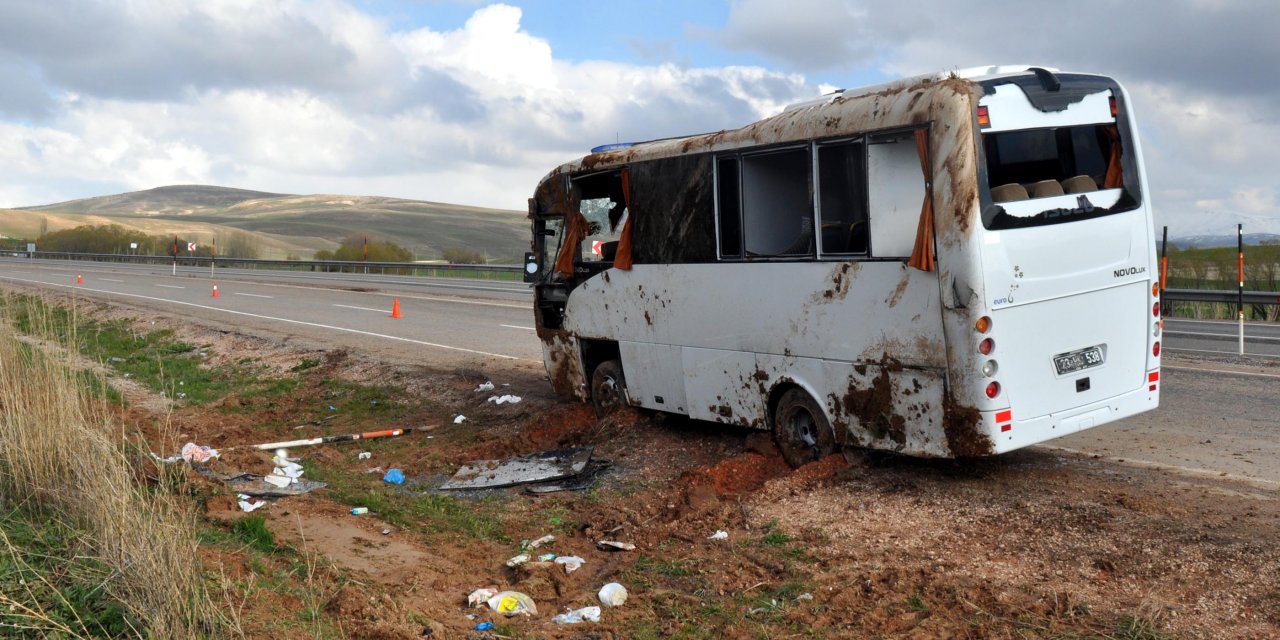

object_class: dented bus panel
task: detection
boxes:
[529,66,1158,460]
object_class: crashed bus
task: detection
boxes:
[525,65,1161,465]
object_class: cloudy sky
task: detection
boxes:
[0,0,1274,234]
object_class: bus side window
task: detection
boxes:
[817,140,868,255]
[717,157,743,258]
[739,148,813,258]
[868,133,926,258]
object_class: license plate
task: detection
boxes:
[1053,345,1105,375]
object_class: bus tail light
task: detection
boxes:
[977,106,990,128]
[1152,341,1161,357]
[1152,282,1159,297]
[1148,370,1159,392]
[982,360,998,377]
[1153,301,1160,316]
[1110,96,1117,118]
[975,316,992,333]
[985,381,1001,399]
[978,338,995,355]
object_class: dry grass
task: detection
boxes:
[0,293,221,638]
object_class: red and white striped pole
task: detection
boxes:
[1237,224,1244,355]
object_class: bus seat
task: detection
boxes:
[1062,175,1098,194]
[601,241,619,261]
[991,183,1028,203]
[1029,179,1065,198]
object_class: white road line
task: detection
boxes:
[155,284,184,289]
[1165,330,1280,342]
[334,304,389,313]
[0,275,534,361]
[500,324,535,331]
[1163,346,1280,359]
[233,292,273,299]
[100,278,124,283]
[1163,364,1280,379]
[1039,444,1280,490]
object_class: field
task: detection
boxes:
[0,185,528,263]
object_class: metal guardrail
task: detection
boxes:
[11,251,523,275]
[1163,288,1280,305]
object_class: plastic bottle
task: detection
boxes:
[351,507,368,515]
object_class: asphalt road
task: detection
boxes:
[2,257,1278,487]
[0,257,543,365]
[1163,317,1280,359]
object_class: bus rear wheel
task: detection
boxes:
[590,360,627,417]
[772,388,837,468]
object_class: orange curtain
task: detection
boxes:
[907,128,936,272]
[553,210,588,277]
[613,167,634,270]
[1103,125,1123,188]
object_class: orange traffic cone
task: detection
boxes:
[390,298,402,319]
[76,274,83,285]
[212,285,220,298]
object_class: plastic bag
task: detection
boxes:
[553,606,602,624]
[598,583,628,607]
[487,591,537,617]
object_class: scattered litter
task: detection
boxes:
[107,356,126,363]
[440,447,593,490]
[465,614,477,620]
[505,554,530,568]
[554,556,584,573]
[263,474,292,488]
[215,472,326,497]
[237,495,266,512]
[474,381,495,392]
[181,443,220,464]
[474,621,493,631]
[598,583,628,607]
[553,606,601,625]
[468,588,498,607]
[381,528,390,535]
[524,534,556,549]
[453,415,466,424]
[597,540,635,552]
[709,530,729,541]
[487,591,537,617]
[175,392,187,399]
[358,452,372,460]
[796,593,814,602]
[487,394,522,405]
[351,507,369,515]
[382,468,405,485]
[246,428,415,451]
[328,405,337,411]
[366,467,384,474]
[537,553,557,562]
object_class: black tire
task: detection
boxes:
[590,360,627,417]
[772,388,838,468]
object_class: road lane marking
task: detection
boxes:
[334,304,389,313]
[100,278,124,283]
[1163,347,1280,359]
[233,292,273,299]
[155,284,184,289]
[1039,445,1280,490]
[1163,363,1280,378]
[0,275,535,361]
[500,324,535,331]
[1166,330,1280,342]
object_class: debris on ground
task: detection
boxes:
[440,447,593,490]
[597,540,635,552]
[382,468,405,485]
[351,507,368,515]
[236,494,266,512]
[358,451,371,460]
[467,588,498,607]
[453,415,466,424]
[505,554,530,568]
[486,591,537,617]
[474,381,495,392]
[597,583,627,607]
[523,534,555,549]
[487,394,522,405]
[553,606,601,625]
[554,556,585,573]
[708,530,729,541]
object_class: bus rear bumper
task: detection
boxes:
[985,383,1160,454]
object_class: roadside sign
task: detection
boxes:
[188,242,197,252]
[26,243,35,252]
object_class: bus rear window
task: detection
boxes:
[983,123,1139,230]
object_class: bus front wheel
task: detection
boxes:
[590,360,627,417]
[772,388,837,468]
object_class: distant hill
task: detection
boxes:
[4,185,528,262]
[1170,233,1280,249]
